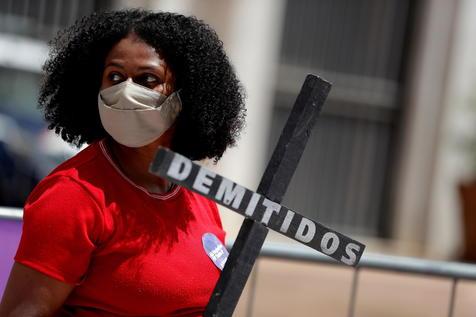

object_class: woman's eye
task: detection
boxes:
[108,72,123,82]
[137,74,160,86]
[146,75,157,82]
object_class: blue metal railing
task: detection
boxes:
[251,241,476,317]
[0,207,22,220]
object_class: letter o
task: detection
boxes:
[320,232,340,255]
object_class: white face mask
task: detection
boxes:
[97,78,182,148]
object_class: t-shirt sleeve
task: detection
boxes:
[14,175,104,285]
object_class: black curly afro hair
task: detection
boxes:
[39,9,246,161]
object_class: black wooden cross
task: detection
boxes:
[149,74,365,317]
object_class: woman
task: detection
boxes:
[0,9,245,317]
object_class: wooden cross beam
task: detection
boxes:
[149,74,366,317]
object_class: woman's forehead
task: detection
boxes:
[105,34,166,67]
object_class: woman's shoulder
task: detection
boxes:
[22,142,114,250]
[16,147,112,284]
[27,141,110,208]
[47,141,104,179]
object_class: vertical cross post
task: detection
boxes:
[204,74,332,317]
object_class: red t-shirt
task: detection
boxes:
[14,140,226,316]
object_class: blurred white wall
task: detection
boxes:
[393,0,476,259]
[392,0,460,256]
[425,0,476,258]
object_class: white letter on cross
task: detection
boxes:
[260,199,281,225]
[167,154,192,181]
[320,232,340,255]
[295,218,316,243]
[215,178,246,209]
[193,167,216,195]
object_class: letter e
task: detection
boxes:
[193,167,216,195]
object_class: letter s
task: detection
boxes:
[341,243,361,266]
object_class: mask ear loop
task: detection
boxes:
[175,89,182,103]
[172,89,182,112]
[160,90,182,115]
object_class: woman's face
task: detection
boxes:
[101,33,175,95]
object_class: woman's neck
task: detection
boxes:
[105,131,174,194]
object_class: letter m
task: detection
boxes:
[215,178,246,209]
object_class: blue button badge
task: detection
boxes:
[202,233,229,271]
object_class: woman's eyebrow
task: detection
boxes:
[104,61,125,69]
[104,61,165,72]
[136,64,165,72]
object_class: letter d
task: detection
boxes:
[167,154,192,181]
[295,218,316,243]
